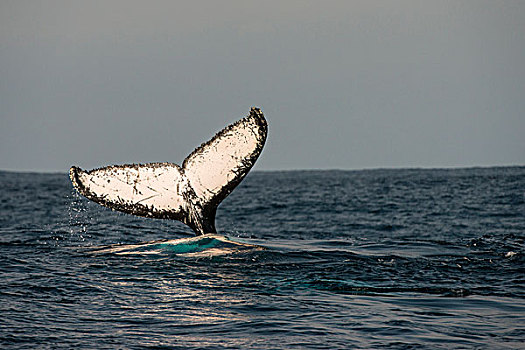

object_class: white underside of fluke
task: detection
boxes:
[72,163,187,215]
[70,107,267,236]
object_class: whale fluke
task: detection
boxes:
[70,107,267,235]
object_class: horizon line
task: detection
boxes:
[1,163,524,175]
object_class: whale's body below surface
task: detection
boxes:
[70,107,268,240]
[85,234,265,257]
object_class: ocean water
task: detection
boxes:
[1,167,524,349]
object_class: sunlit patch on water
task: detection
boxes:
[83,234,265,256]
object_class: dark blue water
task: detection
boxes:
[1,167,524,349]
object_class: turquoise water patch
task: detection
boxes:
[133,237,221,254]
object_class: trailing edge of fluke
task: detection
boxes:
[70,107,267,235]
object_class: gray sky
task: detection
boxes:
[1,0,524,172]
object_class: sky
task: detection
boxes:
[1,0,524,172]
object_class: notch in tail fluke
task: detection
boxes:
[70,107,267,235]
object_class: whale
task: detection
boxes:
[70,107,267,236]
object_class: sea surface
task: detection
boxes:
[1,167,524,349]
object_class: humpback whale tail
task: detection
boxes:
[70,107,267,235]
